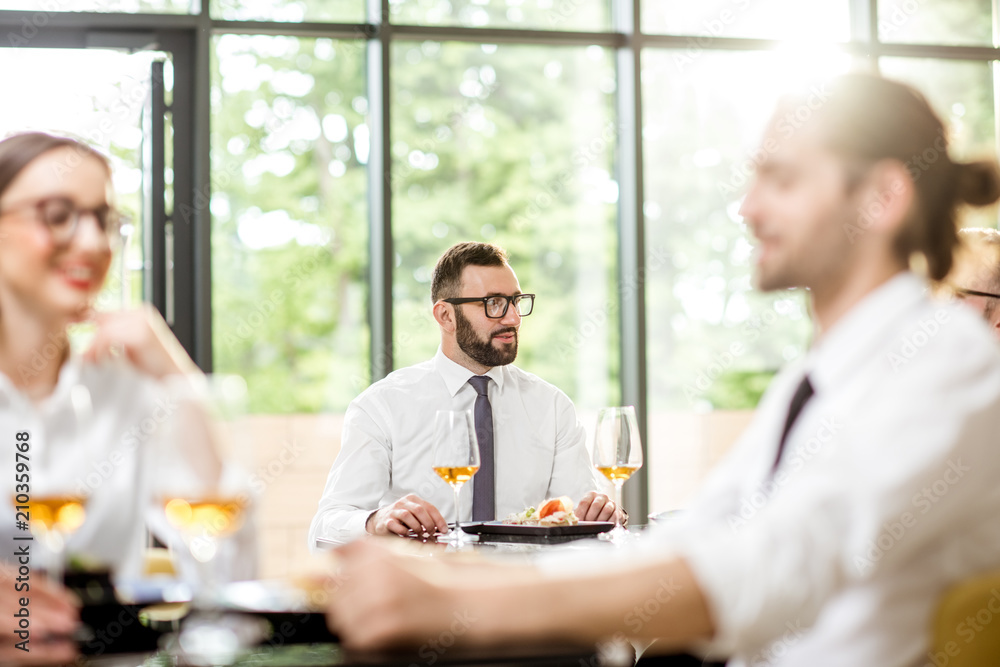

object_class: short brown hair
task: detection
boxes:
[431,242,509,303]
[804,73,1000,281]
[0,132,111,203]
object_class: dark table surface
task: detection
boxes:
[74,531,631,667]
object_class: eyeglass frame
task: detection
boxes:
[0,196,123,247]
[441,293,536,318]
[948,285,1000,300]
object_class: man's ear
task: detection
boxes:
[433,301,456,333]
[854,159,915,237]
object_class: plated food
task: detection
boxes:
[503,496,579,527]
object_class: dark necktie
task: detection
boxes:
[468,376,495,521]
[772,374,814,473]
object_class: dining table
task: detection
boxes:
[75,523,648,667]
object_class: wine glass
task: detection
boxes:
[12,385,95,585]
[432,410,479,547]
[592,406,643,544]
[156,374,254,606]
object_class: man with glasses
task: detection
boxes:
[944,228,1000,338]
[326,74,1000,667]
[308,242,620,547]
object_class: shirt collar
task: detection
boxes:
[433,347,506,397]
[806,271,926,395]
[0,354,84,411]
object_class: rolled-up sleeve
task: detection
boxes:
[308,398,392,549]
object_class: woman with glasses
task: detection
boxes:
[0,132,220,665]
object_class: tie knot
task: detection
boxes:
[468,375,490,396]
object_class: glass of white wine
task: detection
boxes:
[14,485,87,585]
[432,410,479,547]
[14,385,94,584]
[592,405,643,544]
[156,374,253,606]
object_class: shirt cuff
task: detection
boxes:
[315,510,374,549]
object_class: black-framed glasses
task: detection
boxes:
[949,285,1000,300]
[443,293,535,318]
[0,196,122,247]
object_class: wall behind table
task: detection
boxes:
[647,410,755,516]
[247,414,343,579]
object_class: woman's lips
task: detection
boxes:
[57,265,97,290]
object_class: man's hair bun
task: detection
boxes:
[956,159,1000,207]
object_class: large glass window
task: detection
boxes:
[10,0,998,575]
[390,41,619,412]
[642,0,850,40]
[210,0,364,23]
[641,49,852,512]
[0,0,190,11]
[211,35,369,414]
[877,0,995,46]
[390,0,611,31]
[0,47,164,313]
[879,58,1000,230]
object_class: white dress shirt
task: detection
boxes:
[540,273,1000,666]
[0,357,166,579]
[645,272,1000,666]
[308,348,599,547]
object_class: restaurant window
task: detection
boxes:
[640,49,848,513]
[389,41,620,414]
[7,0,999,572]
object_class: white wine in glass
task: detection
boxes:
[432,410,479,547]
[12,494,88,583]
[592,406,643,544]
[155,374,254,604]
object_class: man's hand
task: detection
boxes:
[366,494,450,537]
[328,541,459,649]
[0,568,79,665]
[574,491,626,524]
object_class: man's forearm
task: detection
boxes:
[461,556,714,648]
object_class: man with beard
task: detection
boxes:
[308,242,619,547]
[326,75,1000,667]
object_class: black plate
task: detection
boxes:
[461,521,614,543]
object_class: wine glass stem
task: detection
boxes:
[453,485,461,532]
[613,481,624,529]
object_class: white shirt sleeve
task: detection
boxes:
[544,390,601,503]
[307,397,391,549]
[674,341,1000,658]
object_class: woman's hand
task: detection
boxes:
[83,305,199,379]
[0,567,80,665]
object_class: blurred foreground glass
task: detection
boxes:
[10,386,95,584]
[156,375,254,605]
[432,410,479,547]
[592,406,642,544]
